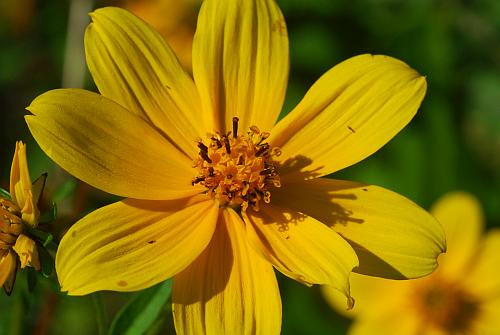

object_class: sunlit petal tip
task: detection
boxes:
[271,54,430,178]
[271,179,446,279]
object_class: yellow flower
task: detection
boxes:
[323,192,500,335]
[120,0,197,69]
[26,1,446,333]
[1,141,41,294]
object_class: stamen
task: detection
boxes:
[192,118,281,212]
[232,117,239,138]
[223,136,231,154]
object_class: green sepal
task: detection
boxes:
[31,173,47,206]
[0,187,12,201]
[38,244,54,278]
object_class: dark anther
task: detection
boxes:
[191,176,206,185]
[211,137,222,148]
[208,167,215,176]
[223,136,231,154]
[237,155,244,165]
[200,151,212,163]
[259,168,274,175]
[255,143,270,157]
[197,142,209,153]
[232,117,239,138]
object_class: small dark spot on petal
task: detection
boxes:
[148,240,156,244]
[362,188,368,191]
[348,126,356,133]
[71,231,77,237]
[117,280,127,287]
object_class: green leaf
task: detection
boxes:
[0,187,12,200]
[108,279,172,335]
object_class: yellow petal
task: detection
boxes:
[474,297,500,335]
[462,229,500,297]
[272,179,446,279]
[348,307,421,335]
[321,272,411,318]
[269,54,426,179]
[26,88,203,200]
[86,7,210,158]
[0,250,16,288]
[172,208,281,335]
[430,192,483,279]
[192,0,289,133]
[243,204,358,308]
[12,234,40,270]
[56,197,218,295]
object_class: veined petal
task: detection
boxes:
[272,179,446,279]
[26,88,203,200]
[243,204,358,308]
[462,229,500,298]
[86,7,210,158]
[269,54,426,179]
[0,250,16,288]
[173,208,281,335]
[192,0,289,133]
[56,197,218,295]
[430,192,483,279]
[9,143,34,214]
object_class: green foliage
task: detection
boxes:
[108,280,172,335]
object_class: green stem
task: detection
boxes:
[92,293,109,335]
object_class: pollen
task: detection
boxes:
[193,117,281,212]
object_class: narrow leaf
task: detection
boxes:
[108,279,172,335]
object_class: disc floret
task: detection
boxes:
[193,117,281,211]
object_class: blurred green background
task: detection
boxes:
[0,0,499,334]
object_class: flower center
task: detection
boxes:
[193,117,281,211]
[415,278,479,332]
[0,198,23,250]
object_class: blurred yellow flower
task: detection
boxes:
[0,141,40,294]
[120,0,197,69]
[26,0,446,333]
[323,192,500,335]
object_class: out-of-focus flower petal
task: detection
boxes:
[430,192,483,278]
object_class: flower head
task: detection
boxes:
[323,192,499,335]
[26,1,446,333]
[1,142,41,295]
